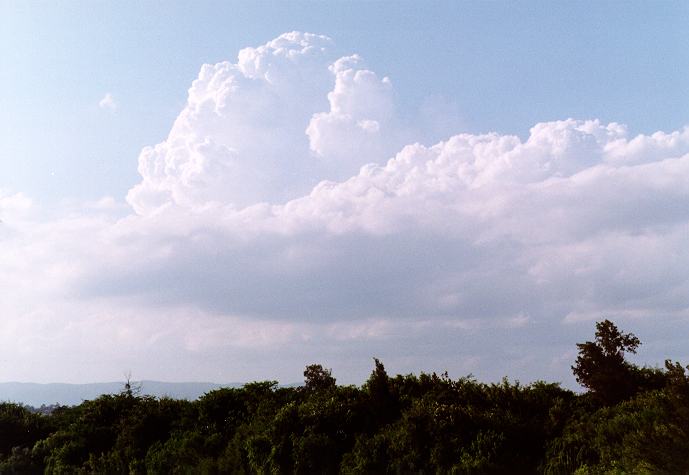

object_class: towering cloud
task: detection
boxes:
[127,32,403,215]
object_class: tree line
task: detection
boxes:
[1,320,689,474]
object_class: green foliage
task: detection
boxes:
[0,403,51,456]
[1,320,688,474]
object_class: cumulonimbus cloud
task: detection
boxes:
[1,32,689,384]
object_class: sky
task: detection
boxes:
[0,1,688,386]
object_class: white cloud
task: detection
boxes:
[2,32,689,386]
[98,92,118,111]
[0,191,32,220]
[126,32,409,215]
[306,54,401,172]
[126,32,335,214]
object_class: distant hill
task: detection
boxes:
[0,381,242,407]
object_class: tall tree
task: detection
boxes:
[572,319,640,405]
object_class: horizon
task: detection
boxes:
[1,1,688,388]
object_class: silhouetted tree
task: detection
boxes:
[572,319,640,405]
[303,364,336,393]
[364,358,398,426]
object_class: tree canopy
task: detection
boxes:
[571,319,641,404]
[1,319,688,474]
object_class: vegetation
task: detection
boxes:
[1,319,688,474]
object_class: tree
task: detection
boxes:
[303,364,336,393]
[572,319,640,405]
[364,358,398,425]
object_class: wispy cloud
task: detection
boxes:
[98,92,117,111]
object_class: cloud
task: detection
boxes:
[0,190,32,218]
[126,32,408,215]
[306,54,401,172]
[2,32,689,385]
[49,119,689,383]
[98,92,117,111]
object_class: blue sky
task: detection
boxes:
[0,1,688,385]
